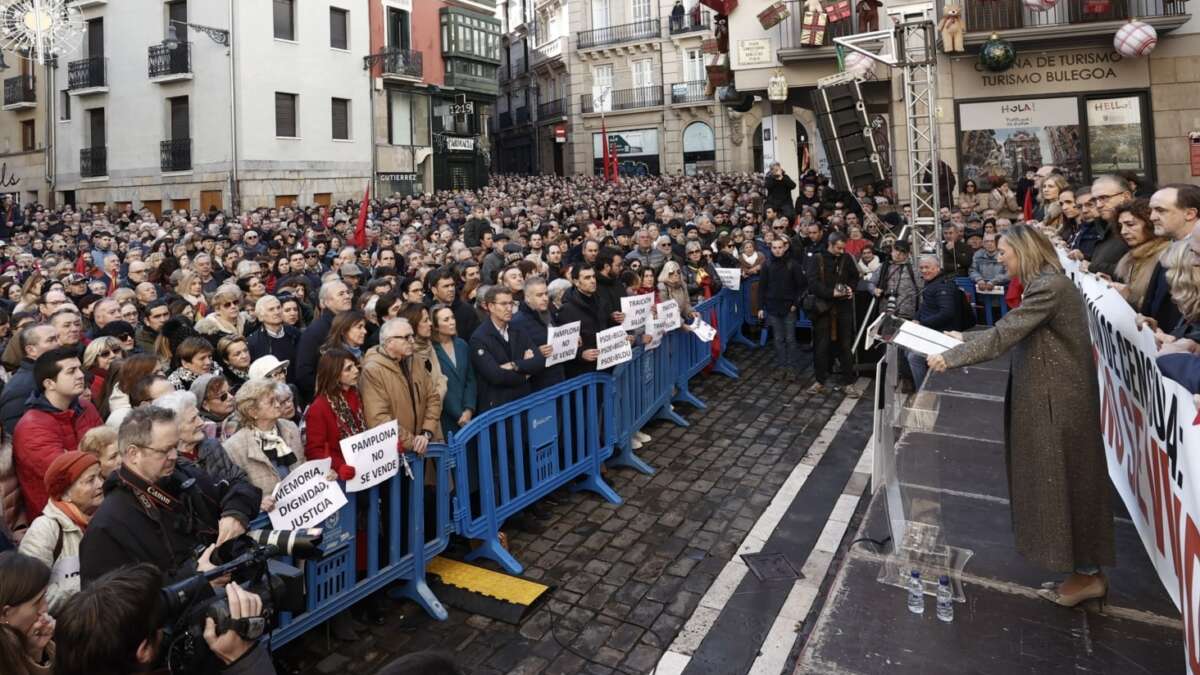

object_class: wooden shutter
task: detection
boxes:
[331,98,349,140]
[330,8,348,49]
[275,93,296,137]
[273,0,294,40]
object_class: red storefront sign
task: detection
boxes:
[555,124,567,143]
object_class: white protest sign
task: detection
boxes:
[620,293,655,330]
[658,300,683,331]
[690,317,717,343]
[340,420,401,492]
[647,316,667,350]
[715,267,741,291]
[596,325,633,369]
[546,321,581,366]
[270,458,348,530]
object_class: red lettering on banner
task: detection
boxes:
[1121,387,1150,521]
[1151,438,1169,555]
[1102,369,1124,463]
[1182,514,1200,672]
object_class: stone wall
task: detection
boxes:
[1149,33,1200,184]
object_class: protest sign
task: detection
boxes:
[647,315,668,350]
[341,420,401,492]
[547,321,581,366]
[658,300,683,331]
[596,325,633,369]
[690,317,717,343]
[715,267,741,291]
[270,458,348,531]
[620,293,655,330]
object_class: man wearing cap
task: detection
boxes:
[247,295,299,380]
[340,262,363,296]
[14,347,104,520]
[481,231,510,285]
[869,240,921,320]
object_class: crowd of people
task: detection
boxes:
[0,162,1193,674]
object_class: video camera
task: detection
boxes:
[160,528,324,675]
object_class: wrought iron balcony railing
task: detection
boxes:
[149,42,191,78]
[81,146,107,178]
[3,76,35,107]
[68,56,107,90]
[581,85,663,113]
[161,138,192,172]
[577,19,660,49]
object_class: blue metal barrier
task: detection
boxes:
[693,290,740,378]
[609,342,683,475]
[268,445,453,649]
[449,374,619,574]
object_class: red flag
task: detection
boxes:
[601,121,612,181]
[354,183,369,248]
[608,136,620,183]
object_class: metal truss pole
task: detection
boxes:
[898,19,941,255]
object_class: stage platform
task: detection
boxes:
[794,354,1185,675]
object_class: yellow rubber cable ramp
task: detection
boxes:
[425,556,552,625]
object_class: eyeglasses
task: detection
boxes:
[218,301,236,308]
[387,334,416,343]
[136,443,177,457]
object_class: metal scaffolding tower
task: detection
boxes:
[831,5,943,254]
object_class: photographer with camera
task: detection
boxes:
[80,406,262,587]
[54,563,275,675]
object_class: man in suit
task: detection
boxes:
[469,286,548,413]
[511,276,566,392]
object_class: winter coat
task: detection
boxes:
[304,388,364,478]
[432,338,477,436]
[625,246,666,272]
[682,261,723,305]
[19,500,83,613]
[413,342,447,402]
[970,248,1008,285]
[1069,220,1103,259]
[358,346,444,445]
[915,274,959,331]
[0,358,34,438]
[757,254,806,317]
[452,296,481,342]
[222,420,305,496]
[870,260,921,319]
[941,272,1113,572]
[510,305,565,392]
[246,324,301,381]
[470,319,542,413]
[80,462,261,586]
[988,186,1020,220]
[594,274,627,328]
[295,311,335,403]
[555,287,607,378]
[1088,221,1130,279]
[13,396,103,520]
[1115,237,1170,312]
[181,436,252,488]
[940,240,973,278]
[763,173,797,215]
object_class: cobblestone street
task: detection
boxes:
[290,342,849,674]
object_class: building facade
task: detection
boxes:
[722,0,1199,205]
[0,49,51,207]
[50,0,374,214]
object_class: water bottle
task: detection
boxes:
[936,575,954,623]
[907,570,924,614]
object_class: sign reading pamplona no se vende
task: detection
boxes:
[341,420,401,492]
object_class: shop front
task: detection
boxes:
[592,128,661,177]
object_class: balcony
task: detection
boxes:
[530,36,567,67]
[3,76,36,111]
[68,56,107,94]
[161,138,192,172]
[444,70,498,95]
[957,0,1188,45]
[515,106,530,125]
[577,19,660,49]
[80,146,107,179]
[776,1,864,61]
[148,42,192,82]
[581,85,663,113]
[365,48,423,81]
[669,13,711,35]
[538,97,565,119]
[671,81,710,104]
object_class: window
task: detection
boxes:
[631,0,652,23]
[273,0,295,41]
[632,59,652,89]
[592,0,609,28]
[275,92,297,137]
[387,7,410,50]
[685,48,704,82]
[388,91,431,146]
[592,64,612,112]
[20,120,34,151]
[331,98,350,140]
[59,90,70,120]
[329,7,348,50]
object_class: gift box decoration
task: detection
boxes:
[824,0,852,22]
[800,11,827,46]
[757,1,791,29]
[701,38,720,54]
[706,62,732,86]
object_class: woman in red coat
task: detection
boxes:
[303,348,364,482]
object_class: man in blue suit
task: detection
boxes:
[469,286,549,413]
[511,276,566,392]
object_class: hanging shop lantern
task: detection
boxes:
[978,33,1017,72]
[1113,19,1157,57]
[768,70,788,101]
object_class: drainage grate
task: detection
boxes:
[741,552,803,582]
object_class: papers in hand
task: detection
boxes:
[891,320,963,356]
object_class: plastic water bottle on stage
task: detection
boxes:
[907,570,924,614]
[936,575,953,622]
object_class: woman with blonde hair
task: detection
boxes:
[194,284,245,343]
[82,336,123,402]
[223,378,305,495]
[1036,174,1070,229]
[12,272,45,314]
[657,260,697,323]
[1112,199,1169,311]
[1156,240,1200,393]
[928,224,1112,608]
[174,270,207,316]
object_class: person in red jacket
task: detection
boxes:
[13,346,103,520]
[304,348,364,482]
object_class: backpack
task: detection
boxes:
[955,286,978,331]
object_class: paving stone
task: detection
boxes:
[314,653,349,674]
[621,644,663,673]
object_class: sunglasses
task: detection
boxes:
[210,390,231,402]
[99,349,118,358]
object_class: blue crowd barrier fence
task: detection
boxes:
[610,343,681,476]
[448,373,619,575]
[266,444,453,650]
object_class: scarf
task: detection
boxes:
[330,390,365,439]
[255,427,296,467]
[51,498,90,530]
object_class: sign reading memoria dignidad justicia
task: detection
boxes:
[340,420,401,492]
[269,458,348,531]
[1063,251,1200,675]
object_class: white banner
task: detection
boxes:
[340,420,401,492]
[547,321,581,367]
[690,317,717,343]
[1066,258,1200,675]
[596,325,632,369]
[958,97,1079,131]
[715,267,741,291]
[658,300,683,331]
[647,317,665,350]
[270,458,348,531]
[621,293,655,330]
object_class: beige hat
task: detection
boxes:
[249,355,289,380]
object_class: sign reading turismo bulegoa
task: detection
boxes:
[341,420,401,492]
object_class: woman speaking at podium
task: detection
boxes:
[926,224,1114,608]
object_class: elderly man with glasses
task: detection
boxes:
[359,318,443,456]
